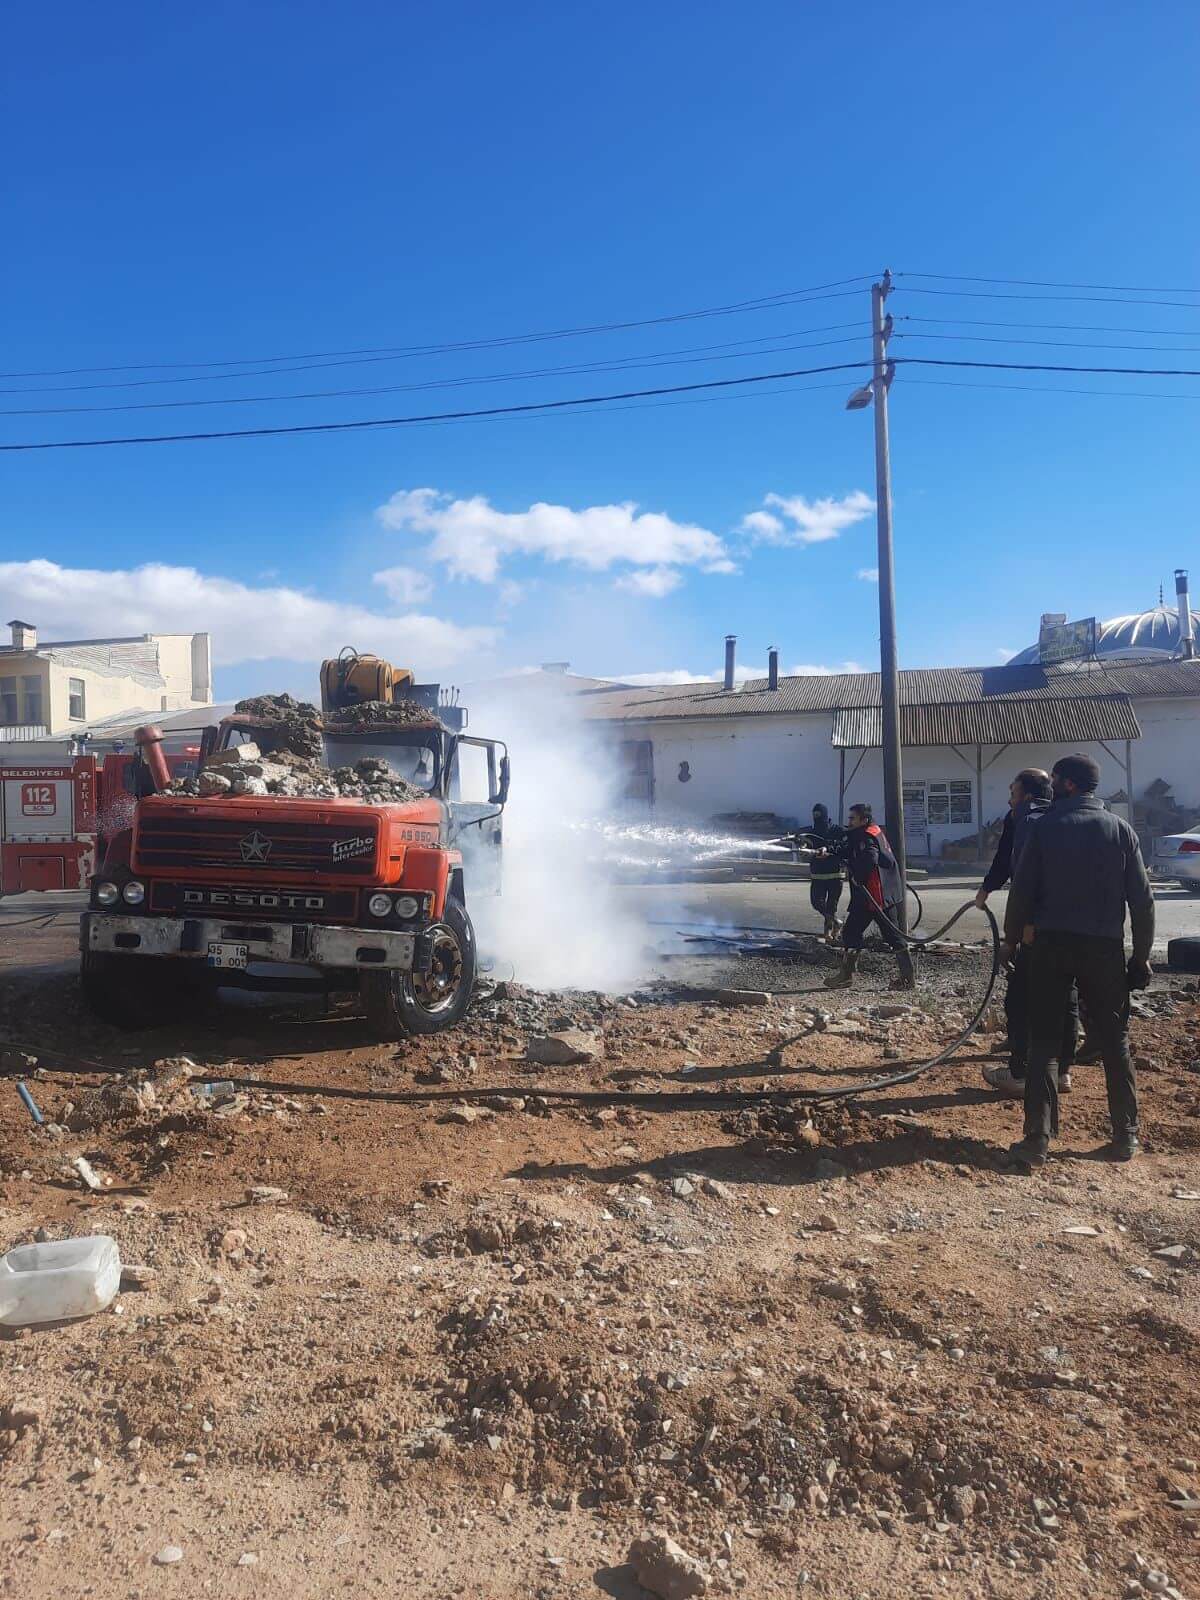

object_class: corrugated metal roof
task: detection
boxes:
[831,696,1141,750]
[579,659,1200,723]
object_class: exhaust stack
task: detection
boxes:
[767,646,780,690]
[723,634,736,691]
[134,724,171,793]
[1176,569,1195,659]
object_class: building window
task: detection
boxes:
[928,779,973,826]
[68,677,87,720]
[0,676,16,724]
[22,675,43,726]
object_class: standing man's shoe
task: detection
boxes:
[824,951,859,989]
[1075,1039,1102,1065]
[983,1064,1025,1098]
[1008,1136,1049,1168]
[1058,1069,1073,1093]
[1106,1132,1140,1162]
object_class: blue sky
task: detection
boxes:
[4,0,1198,700]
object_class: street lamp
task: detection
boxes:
[845,270,907,925]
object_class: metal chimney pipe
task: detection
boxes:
[767,646,780,690]
[723,635,736,691]
[1176,569,1195,659]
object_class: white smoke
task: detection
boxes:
[464,682,651,993]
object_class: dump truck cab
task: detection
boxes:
[80,684,508,1040]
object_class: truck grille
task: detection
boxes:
[134,812,380,877]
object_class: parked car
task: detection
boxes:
[1153,828,1200,893]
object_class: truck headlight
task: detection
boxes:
[122,881,146,906]
[95,881,120,908]
[367,893,393,917]
[393,895,419,918]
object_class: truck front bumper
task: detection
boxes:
[81,912,417,972]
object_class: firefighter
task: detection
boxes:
[824,802,915,990]
[1003,753,1154,1166]
[975,769,1079,1097]
[807,803,845,943]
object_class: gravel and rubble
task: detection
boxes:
[2,919,1200,1599]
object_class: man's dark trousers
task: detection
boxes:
[810,880,842,922]
[1006,945,1079,1077]
[1023,931,1137,1146]
[841,895,905,953]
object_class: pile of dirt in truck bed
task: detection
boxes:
[166,746,425,804]
[327,697,446,731]
[230,692,324,758]
[159,692,436,803]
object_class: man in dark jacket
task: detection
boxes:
[825,803,915,990]
[975,769,1078,1097]
[807,803,845,942]
[1004,754,1154,1166]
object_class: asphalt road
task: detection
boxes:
[617,873,1200,956]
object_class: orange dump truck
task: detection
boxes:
[79,675,508,1039]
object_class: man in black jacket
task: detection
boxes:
[975,769,1078,1097]
[1004,754,1154,1166]
[807,803,845,942]
[825,803,915,990]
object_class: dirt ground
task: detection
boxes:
[2,915,1199,1600]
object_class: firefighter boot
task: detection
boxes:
[824,950,859,989]
[891,947,916,991]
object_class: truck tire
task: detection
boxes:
[80,950,193,1029]
[363,899,477,1038]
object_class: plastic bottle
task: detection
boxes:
[0,1235,122,1327]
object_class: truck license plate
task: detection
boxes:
[206,941,249,970]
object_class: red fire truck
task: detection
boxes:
[0,748,197,897]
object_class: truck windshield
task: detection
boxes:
[322,732,441,790]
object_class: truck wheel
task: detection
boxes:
[363,899,477,1038]
[80,950,191,1029]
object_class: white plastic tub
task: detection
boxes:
[0,1235,122,1327]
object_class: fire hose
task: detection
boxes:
[2,892,1001,1111]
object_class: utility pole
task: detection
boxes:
[868,270,907,925]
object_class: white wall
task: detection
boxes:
[1129,697,1200,812]
[607,693,1200,857]
[612,713,840,827]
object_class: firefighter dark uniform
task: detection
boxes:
[825,819,915,990]
[807,804,845,939]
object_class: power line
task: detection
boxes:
[0,329,872,416]
[904,376,1200,401]
[905,314,1200,338]
[1,305,874,397]
[895,286,1200,310]
[893,330,1200,354]
[899,357,1200,377]
[0,277,876,382]
[898,270,1200,295]
[0,360,877,450]
[6,353,1200,452]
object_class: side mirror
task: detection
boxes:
[491,755,511,807]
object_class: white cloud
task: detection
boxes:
[996,646,1016,661]
[615,566,683,598]
[376,486,730,589]
[743,490,874,546]
[738,509,784,540]
[857,567,879,582]
[0,558,493,669]
[372,564,434,605]
[610,659,867,686]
